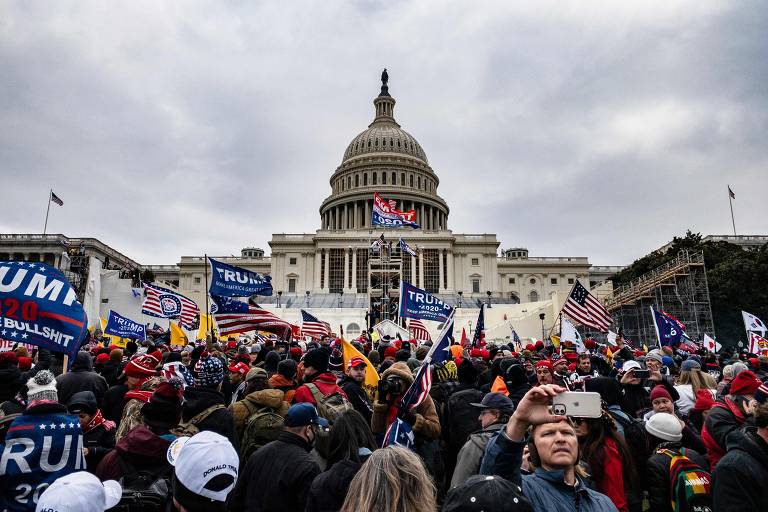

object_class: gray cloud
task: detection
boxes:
[0,1,765,266]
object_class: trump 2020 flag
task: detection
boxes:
[0,261,88,361]
[742,310,766,334]
[651,307,686,347]
[372,192,420,229]
[104,310,146,341]
[209,257,273,297]
[398,281,453,323]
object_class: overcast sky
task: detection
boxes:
[1,1,766,266]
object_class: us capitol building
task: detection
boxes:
[0,72,623,339]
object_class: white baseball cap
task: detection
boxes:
[167,431,239,507]
[622,360,642,372]
[35,471,121,512]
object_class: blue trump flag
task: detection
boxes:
[104,310,146,341]
[0,261,88,360]
[1,411,85,511]
[208,257,273,297]
[650,307,687,347]
[398,281,453,323]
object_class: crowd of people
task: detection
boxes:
[2,327,768,511]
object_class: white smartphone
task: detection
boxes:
[551,391,602,418]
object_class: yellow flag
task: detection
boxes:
[170,321,189,346]
[341,338,379,401]
[100,318,126,348]
[197,314,217,341]
[606,346,613,359]
[643,343,649,353]
[550,335,561,348]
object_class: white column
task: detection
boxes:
[447,251,454,292]
[418,252,425,288]
[351,250,358,292]
[343,249,350,292]
[411,254,416,284]
[323,251,330,291]
[314,252,322,290]
[354,202,359,229]
[438,249,445,293]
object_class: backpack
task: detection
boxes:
[657,447,712,512]
[446,388,484,454]
[612,411,649,462]
[239,400,284,458]
[108,458,171,512]
[171,404,225,437]
[304,382,352,424]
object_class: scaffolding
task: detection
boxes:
[368,243,402,324]
[604,251,715,345]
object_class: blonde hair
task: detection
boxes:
[340,446,436,512]
[677,368,716,394]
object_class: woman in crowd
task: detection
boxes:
[674,360,717,417]
[340,445,437,512]
[67,391,116,470]
[307,410,378,512]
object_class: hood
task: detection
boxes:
[269,374,295,388]
[71,351,93,372]
[245,388,285,409]
[381,362,414,385]
[182,385,225,420]
[309,371,341,386]
[67,390,97,411]
[725,428,768,467]
[116,425,172,460]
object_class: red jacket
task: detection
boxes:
[594,436,628,512]
[293,372,346,405]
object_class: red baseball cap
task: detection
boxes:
[227,362,249,376]
[348,356,367,368]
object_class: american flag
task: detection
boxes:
[212,296,292,337]
[398,361,432,411]
[382,417,415,449]
[408,318,431,342]
[471,306,485,348]
[371,233,385,249]
[301,309,331,339]
[399,238,416,257]
[50,191,64,206]
[141,283,199,329]
[561,281,612,332]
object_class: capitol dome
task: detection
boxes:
[320,71,449,231]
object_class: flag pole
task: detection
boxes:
[204,254,212,341]
[728,185,736,236]
[43,189,52,235]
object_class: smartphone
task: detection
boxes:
[632,369,650,379]
[551,392,602,418]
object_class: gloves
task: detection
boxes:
[398,408,417,426]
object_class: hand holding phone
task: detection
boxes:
[551,391,602,418]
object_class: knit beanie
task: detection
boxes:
[124,354,160,378]
[17,357,32,371]
[730,370,762,396]
[303,349,330,373]
[406,358,421,372]
[26,370,58,403]
[194,352,225,388]
[109,348,123,363]
[277,358,297,380]
[264,351,282,373]
[384,346,398,360]
[650,386,673,402]
[693,389,716,412]
[435,361,458,382]
[395,349,411,362]
[367,350,381,366]
[645,412,683,442]
[142,382,183,430]
[415,345,429,361]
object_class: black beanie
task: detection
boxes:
[303,348,329,373]
[277,358,297,380]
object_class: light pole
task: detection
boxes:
[486,290,492,308]
[339,290,344,308]
[539,313,546,344]
[457,291,463,308]
[305,290,310,307]
[277,290,283,308]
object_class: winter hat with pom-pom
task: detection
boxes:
[27,369,57,403]
[194,352,224,388]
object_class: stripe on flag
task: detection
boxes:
[561,281,612,332]
[141,283,200,329]
[301,309,332,339]
[408,318,431,342]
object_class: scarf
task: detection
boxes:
[124,390,154,403]
[84,409,116,433]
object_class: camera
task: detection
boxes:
[378,376,403,396]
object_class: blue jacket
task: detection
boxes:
[480,429,618,512]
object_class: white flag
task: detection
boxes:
[742,310,767,334]
[749,332,768,353]
[606,330,618,346]
[703,334,721,353]
[561,317,586,353]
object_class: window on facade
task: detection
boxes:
[391,171,396,184]
[347,176,351,189]
[289,257,297,265]
[356,249,368,293]
[288,278,296,293]
[529,290,539,302]
[471,258,479,266]
[508,277,515,284]
[410,175,414,187]
[373,173,377,185]
[417,176,421,189]
[355,174,359,187]
[568,278,574,285]
[401,173,405,185]
[382,172,387,184]
[328,249,344,294]
[363,174,368,186]
[529,278,536,285]
[472,279,480,294]
[194,277,201,285]
[551,278,557,285]
[423,249,439,293]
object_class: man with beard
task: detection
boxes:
[293,349,347,406]
[339,357,373,423]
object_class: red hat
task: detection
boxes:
[584,339,597,349]
[534,340,544,349]
[470,348,484,359]
[551,355,567,367]
[226,340,238,349]
[124,354,159,378]
[730,370,762,396]
[568,363,577,373]
[95,353,110,364]
[108,344,121,352]
[347,356,367,368]
[650,385,672,402]
[290,347,303,358]
[525,344,535,352]
[0,351,19,366]
[393,340,402,350]
[227,362,249,376]
[748,357,759,369]
[693,389,715,412]
[149,349,163,362]
[535,360,553,373]
[17,356,32,371]
[564,352,578,361]
[384,347,398,359]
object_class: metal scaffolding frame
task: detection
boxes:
[368,243,402,323]
[604,251,715,345]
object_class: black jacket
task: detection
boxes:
[54,352,108,405]
[99,361,122,387]
[83,421,117,470]
[229,431,321,512]
[182,385,238,448]
[646,442,708,512]
[713,429,768,511]
[339,375,373,424]
[305,459,362,512]
[102,383,128,424]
